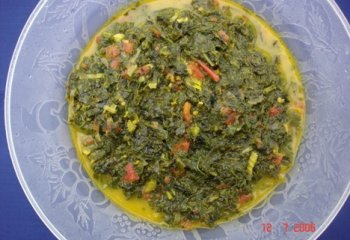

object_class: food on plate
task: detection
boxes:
[66,0,305,229]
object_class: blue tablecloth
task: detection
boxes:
[1,0,349,239]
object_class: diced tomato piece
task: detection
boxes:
[188,62,205,80]
[225,112,237,126]
[105,45,120,59]
[110,58,120,70]
[83,136,94,146]
[239,194,252,204]
[164,176,171,184]
[196,60,220,82]
[183,101,192,124]
[137,65,151,76]
[178,140,190,153]
[272,154,283,166]
[220,107,234,116]
[123,163,140,183]
[269,106,283,117]
[172,139,191,154]
[122,40,134,55]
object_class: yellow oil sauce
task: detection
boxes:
[69,0,305,228]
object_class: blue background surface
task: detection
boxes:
[1,0,349,239]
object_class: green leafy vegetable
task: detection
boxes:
[66,0,300,228]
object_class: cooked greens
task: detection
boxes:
[67,0,301,228]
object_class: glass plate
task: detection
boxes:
[5,0,350,239]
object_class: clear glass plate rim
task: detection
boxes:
[4,0,350,239]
